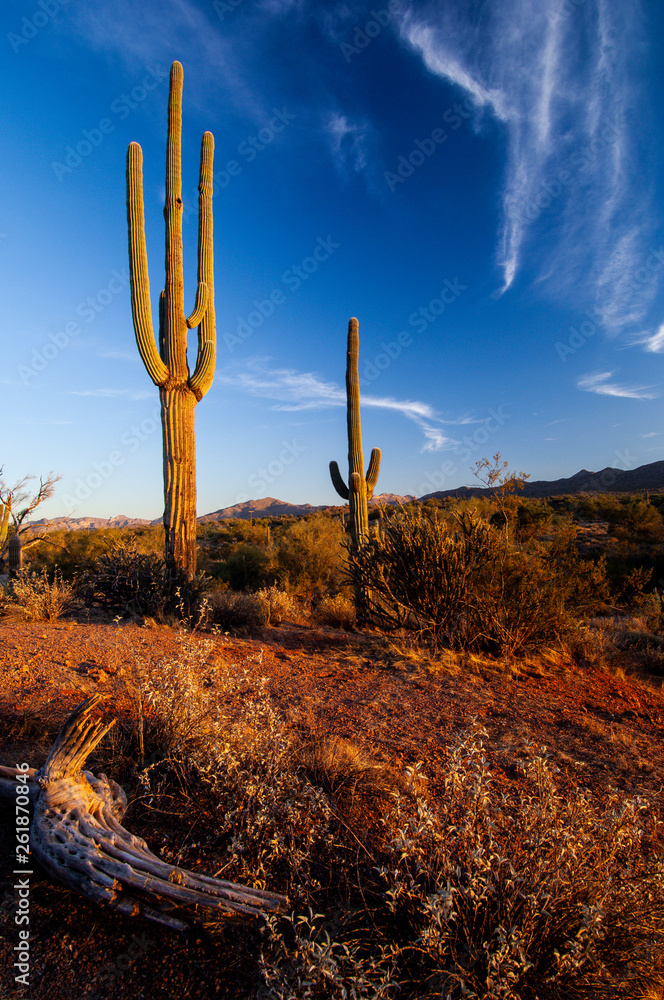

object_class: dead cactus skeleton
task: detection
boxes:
[0,695,287,930]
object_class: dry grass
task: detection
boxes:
[0,569,75,622]
[84,647,664,998]
[205,588,269,634]
[311,593,356,630]
[2,625,663,998]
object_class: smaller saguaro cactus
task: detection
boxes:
[329,317,381,548]
[8,535,22,578]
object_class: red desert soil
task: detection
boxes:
[0,617,663,998]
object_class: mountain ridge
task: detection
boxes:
[23,461,664,532]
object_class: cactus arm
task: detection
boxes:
[350,472,362,494]
[329,461,350,500]
[186,282,208,329]
[189,131,216,399]
[365,447,381,499]
[158,290,166,362]
[126,143,169,387]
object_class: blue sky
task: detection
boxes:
[2,0,664,520]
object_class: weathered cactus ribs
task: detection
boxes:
[0,695,287,931]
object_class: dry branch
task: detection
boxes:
[0,695,287,930]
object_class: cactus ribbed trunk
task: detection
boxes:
[126,61,215,579]
[8,535,22,578]
[161,387,197,578]
[329,317,381,550]
[0,503,9,552]
[346,318,369,546]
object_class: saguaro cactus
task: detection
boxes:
[0,500,9,553]
[8,535,22,578]
[329,317,381,548]
[126,61,215,579]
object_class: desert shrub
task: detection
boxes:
[514,498,554,541]
[1,568,75,622]
[347,507,493,648]
[25,525,164,578]
[347,505,610,655]
[274,513,346,597]
[256,585,299,625]
[105,646,664,998]
[372,726,664,998]
[220,542,273,591]
[311,593,356,631]
[132,649,335,898]
[77,541,207,623]
[205,589,269,634]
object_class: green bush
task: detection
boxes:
[273,513,346,597]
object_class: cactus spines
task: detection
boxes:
[329,317,381,548]
[126,61,215,579]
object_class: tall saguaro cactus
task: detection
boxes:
[126,61,215,579]
[329,317,381,548]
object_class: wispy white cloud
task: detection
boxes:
[216,359,458,451]
[70,388,153,400]
[633,322,664,353]
[65,0,266,124]
[324,112,377,179]
[396,0,655,333]
[577,370,658,400]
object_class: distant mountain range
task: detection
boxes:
[198,493,416,521]
[420,460,664,501]
[28,493,416,532]
[24,463,664,533]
